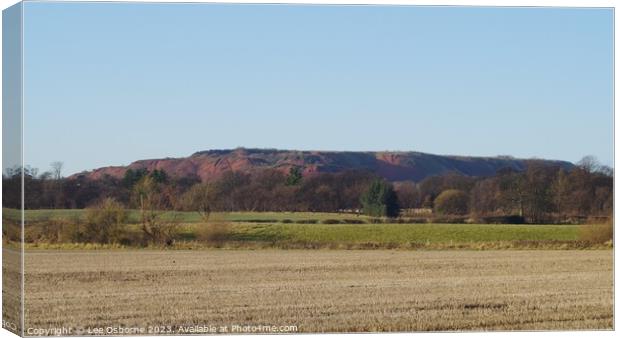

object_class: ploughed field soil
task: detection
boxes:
[2,248,22,335]
[22,250,612,334]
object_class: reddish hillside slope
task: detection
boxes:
[74,148,574,182]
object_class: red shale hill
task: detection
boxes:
[73,148,574,182]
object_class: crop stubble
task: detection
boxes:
[19,249,613,333]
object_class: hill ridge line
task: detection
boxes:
[73,148,574,182]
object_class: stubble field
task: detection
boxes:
[20,249,613,334]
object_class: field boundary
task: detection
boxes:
[17,239,613,251]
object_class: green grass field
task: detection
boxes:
[8,208,369,223]
[226,222,580,243]
[5,208,609,250]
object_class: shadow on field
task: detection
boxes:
[192,223,292,246]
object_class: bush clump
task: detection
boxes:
[579,221,613,244]
[322,219,343,224]
[342,219,366,224]
[57,220,84,243]
[23,216,84,244]
[241,219,278,223]
[295,219,318,224]
[197,222,235,245]
[84,198,128,244]
[434,189,469,215]
[3,217,21,243]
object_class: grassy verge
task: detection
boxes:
[7,209,612,250]
[12,222,611,251]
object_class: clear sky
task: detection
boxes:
[21,2,613,175]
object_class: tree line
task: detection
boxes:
[394,156,612,223]
[3,156,612,224]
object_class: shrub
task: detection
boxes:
[2,217,21,243]
[84,198,128,244]
[322,219,342,224]
[434,189,469,215]
[197,222,234,244]
[20,217,82,244]
[295,219,318,224]
[116,231,144,247]
[57,220,84,243]
[343,219,366,224]
[579,221,613,244]
[243,219,278,223]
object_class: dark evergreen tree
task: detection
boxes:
[285,167,303,186]
[360,179,400,217]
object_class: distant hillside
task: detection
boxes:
[74,148,574,182]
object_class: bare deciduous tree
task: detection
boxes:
[182,182,216,222]
[50,161,64,208]
[50,161,63,180]
[132,176,178,245]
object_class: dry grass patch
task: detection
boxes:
[579,221,613,244]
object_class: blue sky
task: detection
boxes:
[22,3,613,175]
